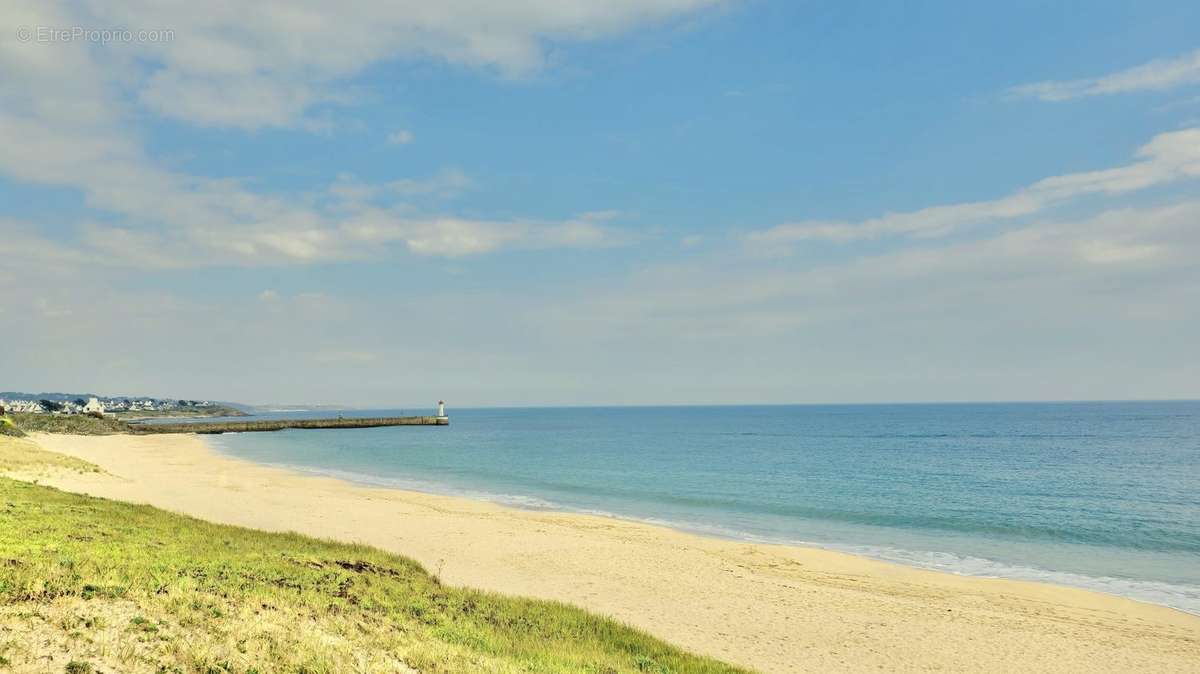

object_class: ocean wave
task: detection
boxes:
[604,511,1200,615]
[831,544,1200,615]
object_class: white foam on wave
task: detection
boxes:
[614,514,1200,615]
[483,493,563,510]
[825,543,1200,616]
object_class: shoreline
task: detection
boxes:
[21,432,1200,673]
[206,444,1200,618]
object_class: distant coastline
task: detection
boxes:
[116,405,248,421]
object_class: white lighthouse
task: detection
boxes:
[436,400,446,419]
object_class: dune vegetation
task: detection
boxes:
[0,450,746,674]
[0,416,22,437]
[5,412,130,436]
[113,405,247,421]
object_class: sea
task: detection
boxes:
[192,402,1200,614]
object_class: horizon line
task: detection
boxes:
[253,398,1200,411]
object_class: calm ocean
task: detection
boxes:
[204,402,1200,613]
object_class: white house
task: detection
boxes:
[3,399,42,413]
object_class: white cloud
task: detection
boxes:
[5,204,631,269]
[53,0,724,130]
[1076,240,1164,265]
[1010,48,1200,102]
[137,71,329,130]
[340,210,631,258]
[0,0,705,267]
[387,129,414,145]
[746,127,1200,246]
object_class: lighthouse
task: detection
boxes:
[437,400,446,419]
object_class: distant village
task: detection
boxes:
[0,396,219,417]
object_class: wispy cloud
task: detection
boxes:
[340,210,632,258]
[1009,48,1200,102]
[746,127,1200,246]
[574,199,1200,349]
[6,204,634,269]
[330,169,473,203]
[56,0,724,131]
[386,129,414,145]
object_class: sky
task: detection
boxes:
[2,1,1199,408]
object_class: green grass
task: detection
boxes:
[0,476,749,674]
[0,415,23,437]
[7,412,131,435]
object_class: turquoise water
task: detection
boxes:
[207,402,1200,613]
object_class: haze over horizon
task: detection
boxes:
[4,1,1199,407]
[4,390,1199,411]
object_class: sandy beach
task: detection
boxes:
[18,432,1200,674]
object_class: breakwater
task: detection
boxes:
[130,416,447,434]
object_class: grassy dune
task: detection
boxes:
[114,406,247,421]
[0,416,22,437]
[0,463,746,673]
[5,413,130,436]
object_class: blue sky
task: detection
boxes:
[3,1,1200,406]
